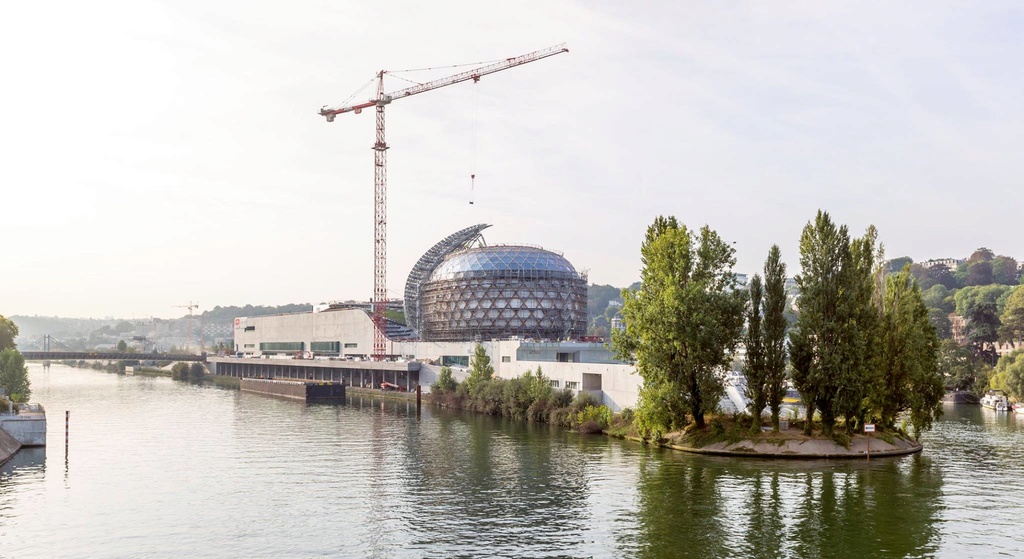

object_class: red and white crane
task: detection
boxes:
[319,44,568,361]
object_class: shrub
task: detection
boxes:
[433,366,457,393]
[573,404,612,432]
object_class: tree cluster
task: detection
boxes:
[612,216,746,435]
[614,211,945,441]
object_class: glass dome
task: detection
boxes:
[429,245,579,282]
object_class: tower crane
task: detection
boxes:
[319,43,568,361]
[173,301,200,353]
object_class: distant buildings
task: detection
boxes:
[920,258,965,269]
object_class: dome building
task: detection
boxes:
[417,244,588,342]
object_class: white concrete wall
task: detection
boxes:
[233,309,377,357]
[231,311,644,412]
[0,416,46,446]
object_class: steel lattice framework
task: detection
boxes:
[419,245,587,342]
[403,223,491,334]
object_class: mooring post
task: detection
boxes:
[65,410,70,457]
[416,384,421,410]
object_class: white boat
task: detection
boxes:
[980,390,1011,412]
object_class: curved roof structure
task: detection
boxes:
[429,245,580,282]
[420,244,588,342]
[403,223,491,334]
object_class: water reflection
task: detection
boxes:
[633,452,943,559]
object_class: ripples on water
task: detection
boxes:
[2,365,1023,558]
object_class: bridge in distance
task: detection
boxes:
[21,351,206,362]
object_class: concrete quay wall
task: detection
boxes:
[0,426,21,466]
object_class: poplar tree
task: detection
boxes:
[872,268,943,438]
[613,216,746,432]
[791,212,880,436]
[761,245,789,431]
[743,274,767,433]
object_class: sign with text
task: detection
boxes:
[864,423,876,433]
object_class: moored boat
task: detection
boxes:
[980,390,1011,412]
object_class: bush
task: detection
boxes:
[433,366,457,393]
[573,404,612,432]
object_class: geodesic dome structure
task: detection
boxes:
[419,245,588,341]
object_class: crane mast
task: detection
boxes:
[320,44,568,361]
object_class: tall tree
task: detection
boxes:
[0,348,30,402]
[927,264,958,290]
[743,274,766,432]
[965,302,1001,366]
[992,256,1020,285]
[968,247,994,264]
[965,261,993,286]
[612,216,746,431]
[465,343,494,390]
[927,308,953,339]
[937,339,978,392]
[787,325,816,435]
[999,286,1024,345]
[871,269,943,438]
[761,245,789,432]
[791,212,879,436]
[0,315,18,351]
[886,257,913,274]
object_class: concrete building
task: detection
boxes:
[229,224,639,410]
[230,307,641,411]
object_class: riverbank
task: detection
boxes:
[609,417,923,459]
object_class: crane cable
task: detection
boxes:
[470,81,478,205]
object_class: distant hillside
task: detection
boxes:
[587,282,639,336]
[199,304,314,323]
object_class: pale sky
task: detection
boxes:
[2,1,1022,319]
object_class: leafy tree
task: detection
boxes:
[742,274,766,432]
[434,366,457,393]
[790,212,880,436]
[787,325,816,435]
[954,262,969,288]
[908,263,934,290]
[171,362,190,381]
[992,350,1024,402]
[992,256,1020,285]
[954,285,1013,317]
[999,286,1024,344]
[117,340,128,352]
[189,363,206,382]
[927,264,958,290]
[927,308,953,339]
[922,285,954,314]
[0,348,31,402]
[965,261,993,286]
[937,339,978,392]
[761,245,789,431]
[465,343,494,390]
[870,269,943,438]
[0,315,18,351]
[612,216,746,430]
[967,248,994,264]
[965,302,1001,366]
[886,257,913,274]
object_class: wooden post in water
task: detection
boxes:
[416,384,421,409]
[65,410,70,457]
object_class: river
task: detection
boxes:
[2,364,1023,558]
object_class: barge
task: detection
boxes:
[240,378,345,403]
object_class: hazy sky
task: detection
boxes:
[3,1,1022,319]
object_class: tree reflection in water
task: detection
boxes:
[634,452,942,559]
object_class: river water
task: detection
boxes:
[2,364,1023,558]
